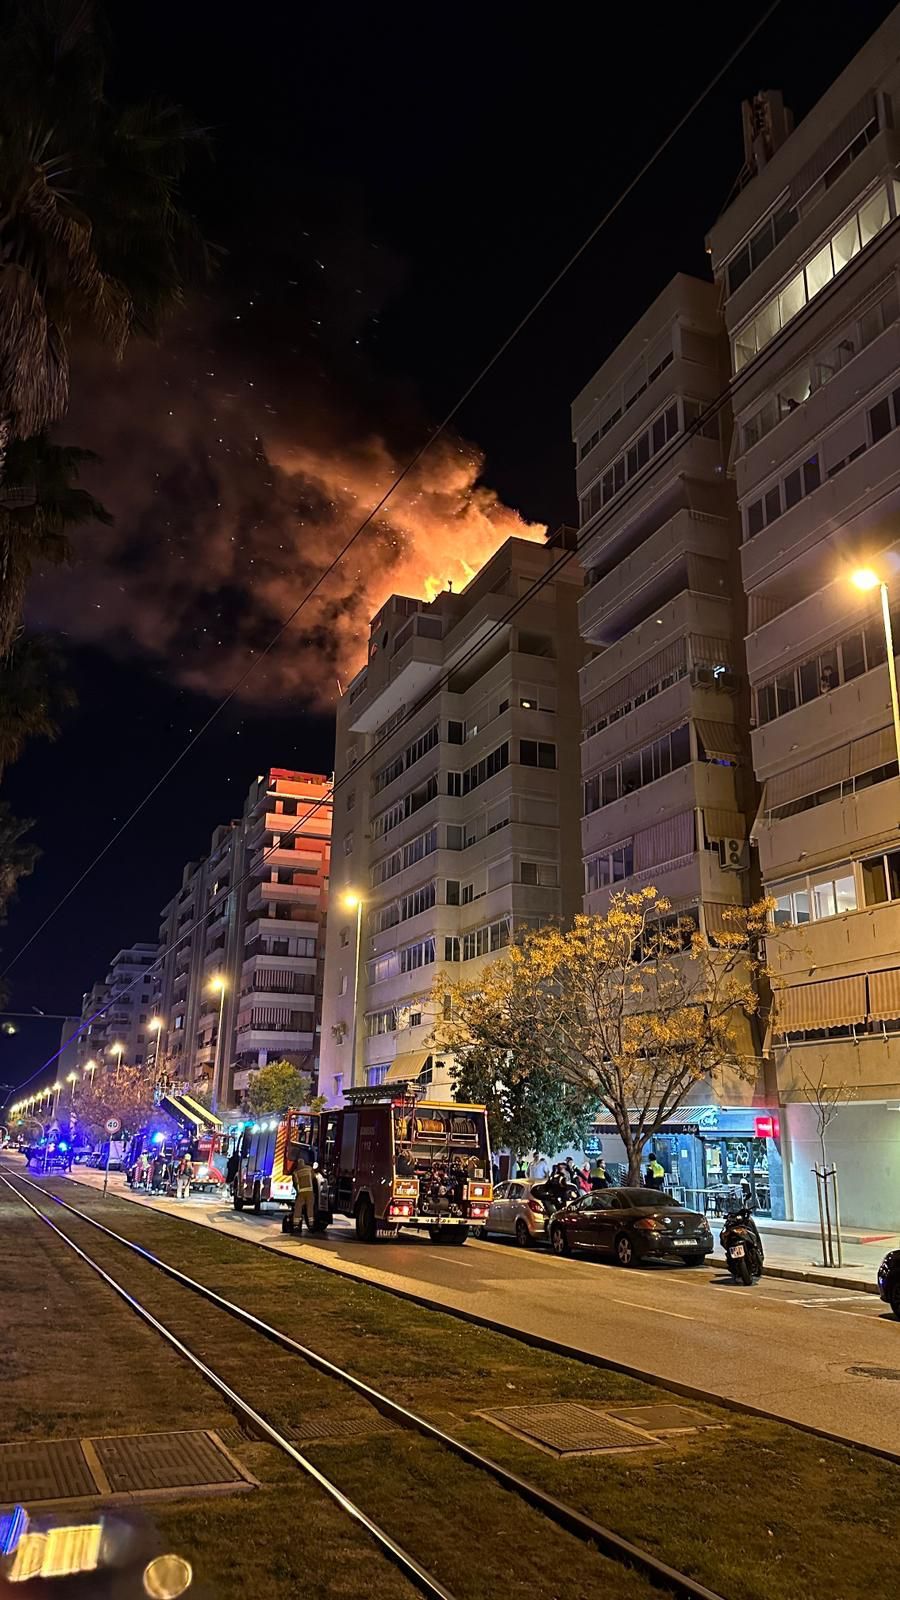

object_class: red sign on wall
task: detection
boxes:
[755,1114,780,1140]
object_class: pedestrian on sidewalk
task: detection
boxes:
[528,1152,550,1181]
[176,1154,193,1200]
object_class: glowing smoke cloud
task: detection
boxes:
[30,328,545,709]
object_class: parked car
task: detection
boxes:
[877,1249,900,1317]
[478,1178,552,1246]
[548,1188,713,1267]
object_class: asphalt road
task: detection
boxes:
[14,1158,900,1456]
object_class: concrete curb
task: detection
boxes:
[49,1165,900,1467]
[709,1252,881,1294]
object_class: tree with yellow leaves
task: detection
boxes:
[435,887,772,1185]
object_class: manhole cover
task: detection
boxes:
[605,1404,723,1435]
[91,1431,245,1493]
[477,1403,660,1456]
[0,1440,96,1504]
[846,1365,900,1381]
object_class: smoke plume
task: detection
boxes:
[29,317,545,710]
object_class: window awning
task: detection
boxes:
[633,810,695,871]
[704,808,747,841]
[773,975,867,1033]
[695,720,742,760]
[868,968,900,1021]
[385,1050,432,1084]
[765,745,850,810]
[703,901,745,939]
[850,725,896,776]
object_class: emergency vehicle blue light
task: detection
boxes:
[0,1504,27,1556]
[58,1141,68,1151]
[251,1124,260,1133]
[153,1131,166,1144]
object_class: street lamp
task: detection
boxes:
[852,567,900,774]
[52,1082,62,1114]
[83,1059,97,1087]
[209,975,228,1111]
[66,1071,78,1101]
[109,1041,124,1081]
[342,891,365,1092]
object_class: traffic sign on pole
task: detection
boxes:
[105,1117,121,1134]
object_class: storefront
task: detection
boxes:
[586,1106,786,1218]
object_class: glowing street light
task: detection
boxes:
[83,1059,97,1087]
[109,1041,125,1080]
[342,891,365,1094]
[52,1081,63,1113]
[66,1071,78,1102]
[852,567,900,774]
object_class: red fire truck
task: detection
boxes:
[318,1084,493,1243]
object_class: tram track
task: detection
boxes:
[1,1166,726,1600]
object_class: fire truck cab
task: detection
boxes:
[321,1083,492,1243]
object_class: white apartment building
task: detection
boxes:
[77,944,157,1077]
[153,768,332,1110]
[320,535,585,1102]
[571,273,778,1210]
[706,6,900,1226]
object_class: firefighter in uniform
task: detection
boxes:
[288,1141,317,1233]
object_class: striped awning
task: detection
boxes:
[695,720,742,760]
[633,811,695,871]
[850,725,897,776]
[773,975,867,1033]
[704,808,747,841]
[868,968,900,1021]
[765,745,850,810]
[385,1050,432,1084]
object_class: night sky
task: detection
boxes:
[1,0,895,1098]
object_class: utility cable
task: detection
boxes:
[0,1,783,990]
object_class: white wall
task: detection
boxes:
[784,1100,900,1229]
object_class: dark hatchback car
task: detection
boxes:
[877,1249,900,1317]
[548,1188,713,1267]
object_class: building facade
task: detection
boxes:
[320,534,585,1102]
[76,944,157,1077]
[152,768,332,1109]
[706,10,900,1226]
[571,272,780,1209]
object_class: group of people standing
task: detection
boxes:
[523,1152,610,1212]
[129,1149,194,1199]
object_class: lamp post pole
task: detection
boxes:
[210,977,228,1111]
[345,894,364,1094]
[852,569,900,773]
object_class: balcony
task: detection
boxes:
[348,620,445,734]
[247,879,321,915]
[578,434,723,574]
[579,510,732,646]
[579,591,734,706]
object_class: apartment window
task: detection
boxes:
[446,879,460,905]
[408,1009,423,1029]
[583,724,691,814]
[447,720,464,744]
[346,791,355,811]
[366,1065,388,1087]
[755,613,895,725]
[726,200,798,295]
[585,842,634,892]
[579,400,680,525]
[520,861,558,886]
[340,927,350,948]
[744,454,820,539]
[772,866,857,926]
[399,937,436,973]
[520,697,537,711]
[519,739,557,769]
[768,760,898,821]
[462,741,509,795]
[368,954,394,986]
[446,824,465,851]
[332,1075,343,1097]
[343,833,353,856]
[174,1015,184,1031]
[461,882,474,904]
[339,974,348,996]
[277,799,298,816]
[867,385,900,448]
[365,1007,396,1037]
[732,181,896,373]
[861,849,900,906]
[444,935,461,961]
[462,918,511,960]
[447,771,463,796]
[579,428,600,461]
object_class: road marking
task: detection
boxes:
[786,1295,871,1305]
[608,1296,696,1322]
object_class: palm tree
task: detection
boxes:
[0,634,76,779]
[0,432,111,654]
[0,1,208,461]
[0,801,39,1007]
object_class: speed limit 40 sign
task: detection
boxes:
[105,1117,121,1135]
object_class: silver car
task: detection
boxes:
[480,1178,551,1246]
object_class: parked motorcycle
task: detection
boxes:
[720,1205,764,1285]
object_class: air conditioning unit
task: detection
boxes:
[718,838,750,871]
[692,666,716,686]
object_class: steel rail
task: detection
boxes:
[0,1172,457,1600]
[2,1166,726,1600]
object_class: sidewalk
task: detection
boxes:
[707,1214,897,1291]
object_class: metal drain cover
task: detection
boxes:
[0,1440,96,1505]
[605,1404,722,1435]
[92,1431,246,1493]
[846,1365,900,1381]
[477,1403,660,1456]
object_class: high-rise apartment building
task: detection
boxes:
[706,9,900,1225]
[320,535,585,1101]
[152,768,332,1109]
[76,944,157,1076]
[571,273,778,1208]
